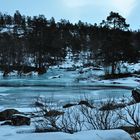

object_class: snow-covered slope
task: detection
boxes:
[0,127,132,140]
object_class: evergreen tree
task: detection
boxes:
[99,12,135,75]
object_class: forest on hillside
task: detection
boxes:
[0,11,140,76]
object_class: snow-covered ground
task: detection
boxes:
[0,127,132,140]
[0,102,138,140]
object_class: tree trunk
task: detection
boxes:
[111,62,115,75]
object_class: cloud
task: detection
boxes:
[62,0,137,17]
[111,0,137,17]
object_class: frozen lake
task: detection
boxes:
[0,80,132,108]
[0,68,134,108]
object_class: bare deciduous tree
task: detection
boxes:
[80,105,120,130]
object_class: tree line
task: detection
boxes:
[0,11,140,75]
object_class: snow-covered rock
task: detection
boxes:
[48,74,63,79]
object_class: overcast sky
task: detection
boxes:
[0,0,139,30]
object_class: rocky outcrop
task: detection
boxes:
[1,114,30,126]
[11,114,30,126]
[0,109,20,121]
[0,109,30,126]
[1,65,47,77]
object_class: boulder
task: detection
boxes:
[99,103,126,111]
[11,114,30,126]
[0,109,20,121]
[118,126,140,134]
[45,110,64,117]
[63,103,77,108]
[78,100,94,108]
[132,88,140,103]
[1,120,12,126]
[36,67,46,75]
